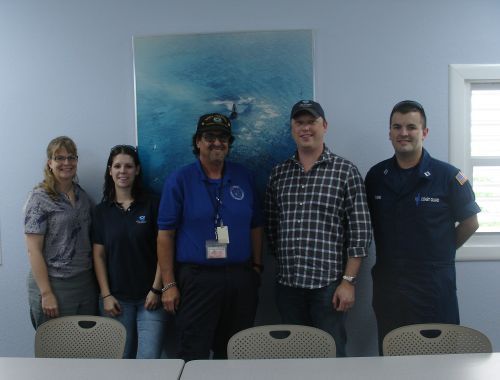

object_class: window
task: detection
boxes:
[470,85,500,233]
[449,64,500,261]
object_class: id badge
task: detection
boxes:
[216,225,230,244]
[206,240,227,259]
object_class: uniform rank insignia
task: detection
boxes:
[455,171,468,186]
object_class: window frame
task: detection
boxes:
[449,64,500,261]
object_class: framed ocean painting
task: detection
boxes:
[133,30,314,195]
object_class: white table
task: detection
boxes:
[0,358,184,380]
[180,353,500,379]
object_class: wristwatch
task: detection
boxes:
[342,275,357,285]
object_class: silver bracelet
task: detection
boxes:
[161,282,177,292]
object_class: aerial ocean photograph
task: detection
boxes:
[134,29,314,195]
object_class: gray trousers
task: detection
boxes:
[28,269,98,329]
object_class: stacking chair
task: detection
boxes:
[35,315,126,358]
[227,324,337,359]
[383,323,492,356]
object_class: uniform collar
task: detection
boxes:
[387,148,433,179]
[195,159,232,184]
[383,149,433,195]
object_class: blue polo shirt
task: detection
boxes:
[158,160,263,265]
[365,149,480,267]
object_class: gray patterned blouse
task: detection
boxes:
[24,184,93,278]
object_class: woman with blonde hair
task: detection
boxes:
[24,136,97,328]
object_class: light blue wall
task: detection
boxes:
[1,0,499,357]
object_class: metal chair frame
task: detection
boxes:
[227,324,337,359]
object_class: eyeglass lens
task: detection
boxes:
[53,155,78,162]
[203,133,230,143]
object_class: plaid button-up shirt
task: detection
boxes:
[265,147,372,289]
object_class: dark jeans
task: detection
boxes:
[276,281,347,357]
[175,264,259,361]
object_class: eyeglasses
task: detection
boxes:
[53,155,78,163]
[110,144,137,153]
[202,133,230,143]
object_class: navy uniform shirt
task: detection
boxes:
[365,149,480,268]
[366,149,481,330]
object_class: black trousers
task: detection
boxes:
[175,263,259,361]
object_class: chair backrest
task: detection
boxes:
[227,324,336,359]
[383,323,492,356]
[35,315,126,358]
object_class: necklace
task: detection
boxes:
[59,185,73,197]
[61,186,75,205]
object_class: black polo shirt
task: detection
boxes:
[93,195,159,300]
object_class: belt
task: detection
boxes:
[177,262,250,272]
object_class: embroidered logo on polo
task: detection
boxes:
[136,215,147,224]
[230,185,245,200]
[415,193,440,206]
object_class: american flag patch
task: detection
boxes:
[455,171,468,185]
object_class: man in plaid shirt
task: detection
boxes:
[265,100,372,357]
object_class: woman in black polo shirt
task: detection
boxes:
[93,145,166,358]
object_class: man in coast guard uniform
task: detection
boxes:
[365,100,480,353]
[157,113,263,361]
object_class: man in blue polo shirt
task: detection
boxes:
[157,113,263,361]
[365,100,480,353]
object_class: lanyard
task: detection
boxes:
[203,173,225,229]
